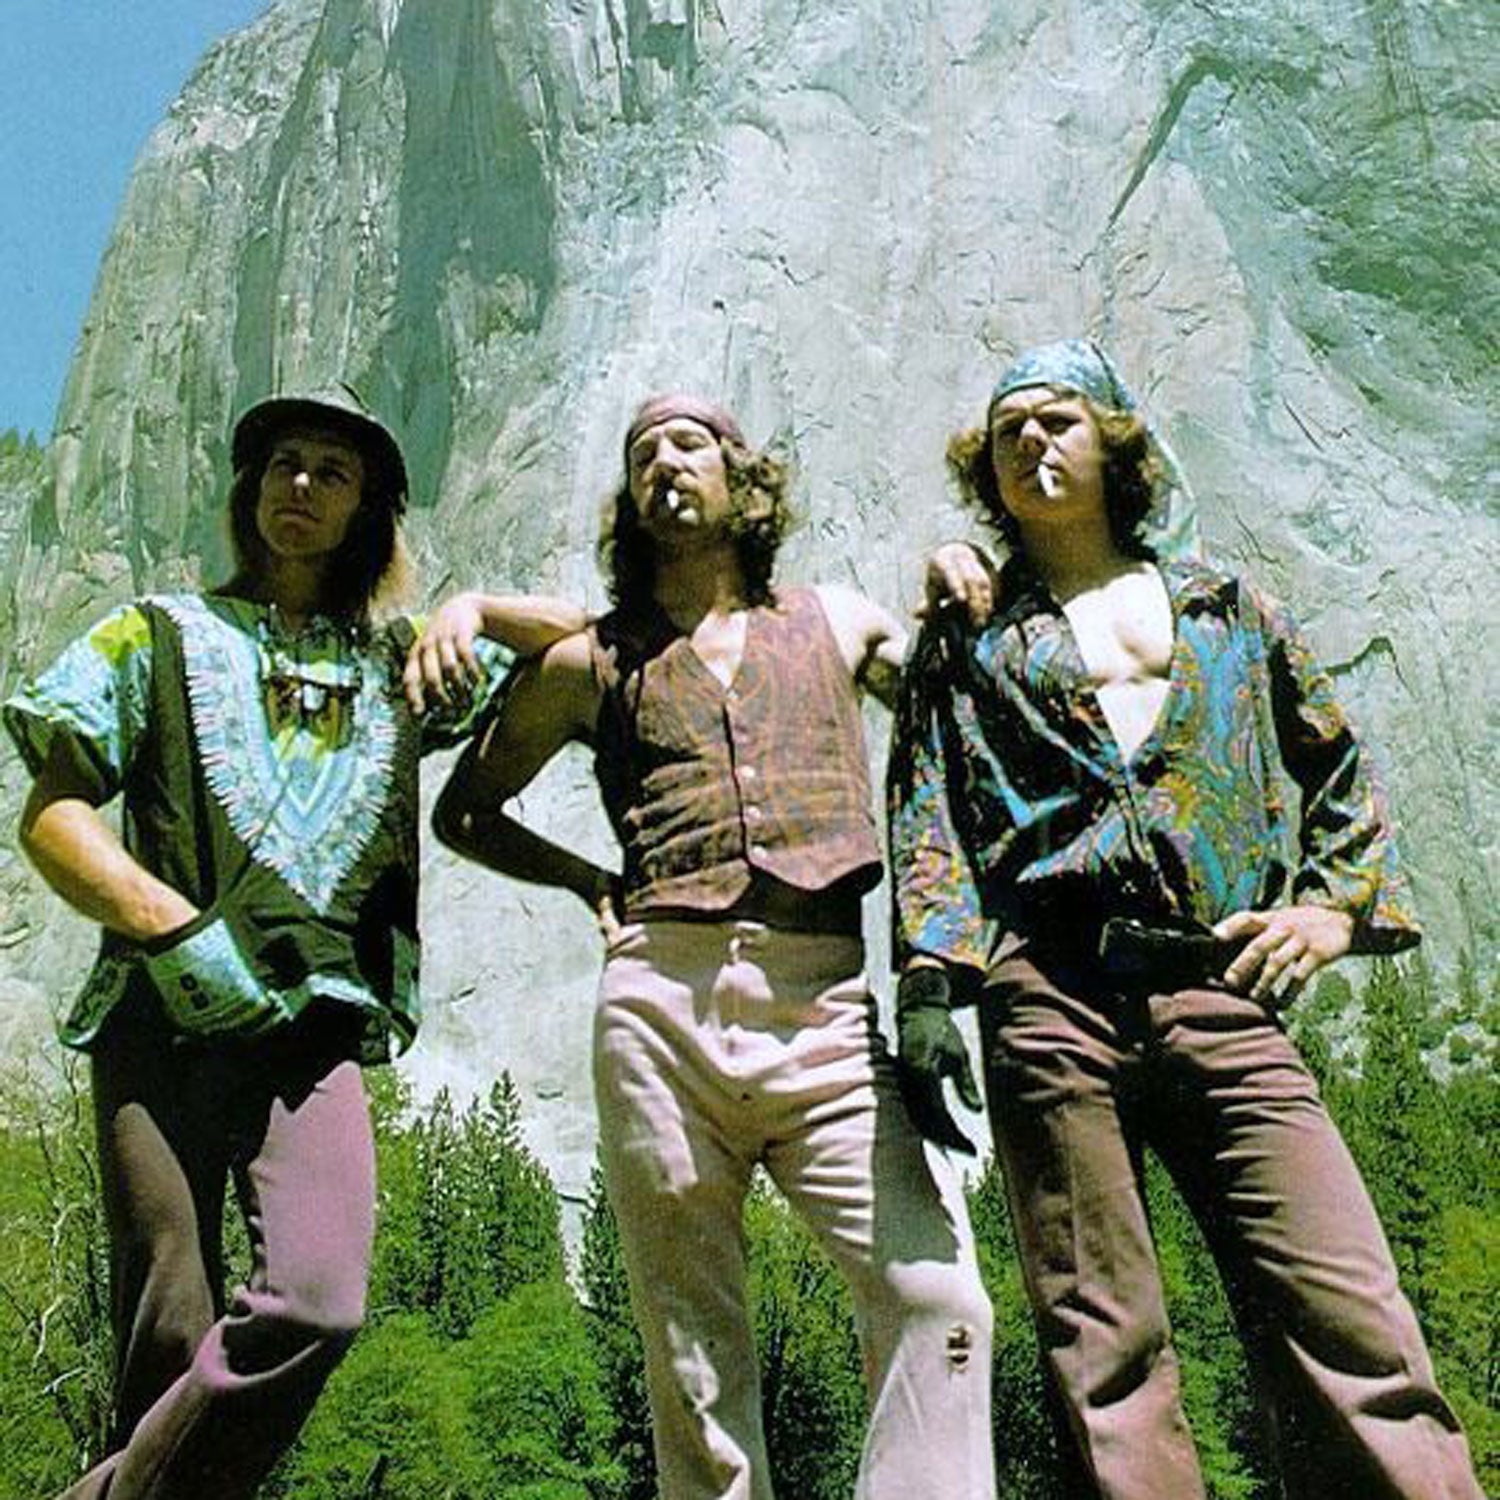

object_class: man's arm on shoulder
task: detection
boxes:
[19,751,197,943]
[405,590,588,714]
[813,582,908,709]
[921,541,1001,627]
[432,631,621,931]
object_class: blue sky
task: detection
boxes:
[1,2,272,439]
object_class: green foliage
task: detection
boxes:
[465,1279,624,1498]
[1329,957,1500,1493]
[0,1059,112,1497]
[269,1284,625,1500]
[268,1078,596,1497]
[579,1164,655,1500]
[1344,959,1443,1307]
[744,1175,866,1500]
[1427,1204,1500,1489]
[369,1074,565,1338]
[0,958,1494,1495]
[264,1313,490,1500]
[0,426,45,461]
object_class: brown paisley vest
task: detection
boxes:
[591,586,883,917]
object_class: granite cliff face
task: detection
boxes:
[2,0,1494,1202]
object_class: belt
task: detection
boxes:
[1096,917,1244,992]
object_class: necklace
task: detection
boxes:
[255,607,364,741]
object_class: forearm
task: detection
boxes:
[435,798,615,912]
[902,953,947,972]
[20,796,197,942]
[470,592,588,655]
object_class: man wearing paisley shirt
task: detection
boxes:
[429,393,996,1500]
[887,340,1480,1499]
[6,387,582,1500]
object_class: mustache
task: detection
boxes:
[652,476,684,511]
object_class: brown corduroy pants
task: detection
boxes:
[57,1004,375,1500]
[980,950,1481,1500]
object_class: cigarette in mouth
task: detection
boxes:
[1038,465,1059,498]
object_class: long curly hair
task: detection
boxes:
[600,439,797,614]
[224,442,412,621]
[946,396,1160,560]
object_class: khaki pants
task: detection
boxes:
[595,920,996,1500]
[59,1002,375,1500]
[981,949,1481,1500]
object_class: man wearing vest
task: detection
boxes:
[425,394,997,1500]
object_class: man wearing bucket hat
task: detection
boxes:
[427,392,997,1499]
[6,385,582,1499]
[887,339,1480,1497]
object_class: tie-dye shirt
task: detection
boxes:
[888,558,1419,976]
[4,593,510,1058]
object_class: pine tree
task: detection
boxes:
[466,1280,625,1499]
[368,1074,564,1338]
[263,1314,491,1500]
[579,1161,655,1500]
[1347,959,1443,1313]
[744,1174,865,1500]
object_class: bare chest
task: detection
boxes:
[1060,570,1174,759]
[689,610,750,689]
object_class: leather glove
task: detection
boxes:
[895,966,982,1154]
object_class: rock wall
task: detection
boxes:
[2,0,1495,1203]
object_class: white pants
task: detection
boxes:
[595,920,996,1500]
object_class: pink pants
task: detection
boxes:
[58,1003,376,1500]
[594,919,996,1500]
[981,951,1482,1500]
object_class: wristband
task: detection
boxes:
[896,965,952,1016]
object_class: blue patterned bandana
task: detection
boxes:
[988,338,1202,560]
[990,338,1138,412]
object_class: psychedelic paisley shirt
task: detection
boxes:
[888,558,1420,977]
[4,592,511,1059]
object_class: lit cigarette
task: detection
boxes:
[664,486,682,513]
[1038,465,1059,498]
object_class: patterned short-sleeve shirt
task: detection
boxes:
[4,591,511,1058]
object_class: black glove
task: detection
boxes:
[894,966,982,1155]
